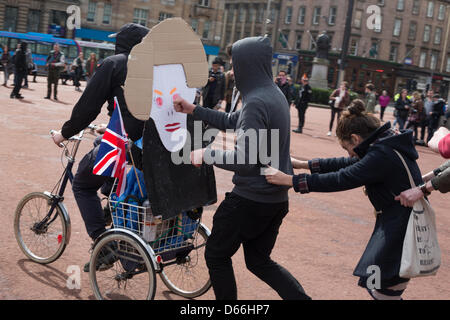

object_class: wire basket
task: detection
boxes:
[108,178,201,260]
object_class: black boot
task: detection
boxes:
[293,127,303,134]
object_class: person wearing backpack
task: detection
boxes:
[266,99,424,300]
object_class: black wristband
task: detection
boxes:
[420,183,431,196]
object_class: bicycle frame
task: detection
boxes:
[32,130,88,233]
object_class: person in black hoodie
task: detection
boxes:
[10,42,28,99]
[174,36,310,300]
[52,23,150,271]
[394,89,411,130]
[266,99,424,300]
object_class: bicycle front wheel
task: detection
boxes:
[159,224,211,298]
[14,192,69,264]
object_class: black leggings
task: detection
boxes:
[329,107,342,131]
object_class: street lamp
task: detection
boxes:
[336,0,355,85]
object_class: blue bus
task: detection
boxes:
[0,31,80,74]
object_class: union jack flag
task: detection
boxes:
[93,97,128,196]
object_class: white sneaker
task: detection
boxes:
[327,131,332,136]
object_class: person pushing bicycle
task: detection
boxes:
[51,23,150,271]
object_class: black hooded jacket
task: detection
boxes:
[61,23,150,141]
[13,42,28,73]
[193,36,293,203]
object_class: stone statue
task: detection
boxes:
[315,31,331,60]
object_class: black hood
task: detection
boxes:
[354,122,419,161]
[231,36,274,95]
[114,23,150,55]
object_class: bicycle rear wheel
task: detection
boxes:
[14,192,69,264]
[159,224,211,298]
[89,231,157,300]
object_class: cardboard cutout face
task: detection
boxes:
[125,18,208,122]
[151,64,196,152]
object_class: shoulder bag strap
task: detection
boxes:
[393,149,416,189]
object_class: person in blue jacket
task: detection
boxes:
[266,99,424,300]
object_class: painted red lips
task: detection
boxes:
[165,123,181,132]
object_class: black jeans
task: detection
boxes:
[205,192,310,300]
[329,107,342,131]
[72,141,113,240]
[12,70,26,96]
[296,103,308,129]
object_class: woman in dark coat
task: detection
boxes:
[266,100,424,300]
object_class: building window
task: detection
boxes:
[397,0,405,11]
[257,6,264,23]
[389,45,398,62]
[102,3,112,25]
[198,0,209,7]
[369,41,379,58]
[430,52,438,70]
[239,7,246,22]
[295,33,302,50]
[249,7,256,22]
[412,0,420,15]
[393,19,402,37]
[424,25,431,42]
[427,1,434,18]
[349,39,358,56]
[434,27,442,45]
[438,4,446,20]
[354,10,363,28]
[133,8,148,26]
[298,7,306,25]
[446,56,450,73]
[27,9,40,32]
[309,33,317,50]
[419,51,427,68]
[202,21,210,39]
[158,12,173,22]
[329,7,337,25]
[192,19,199,33]
[87,1,96,22]
[378,0,385,5]
[312,7,321,25]
[4,6,18,32]
[408,21,417,40]
[285,6,292,24]
[279,30,289,49]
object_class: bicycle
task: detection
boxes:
[14,125,99,264]
[15,125,212,299]
[88,178,212,300]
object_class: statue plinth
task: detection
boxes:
[309,58,329,89]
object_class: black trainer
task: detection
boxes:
[84,242,118,272]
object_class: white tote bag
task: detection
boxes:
[394,150,441,278]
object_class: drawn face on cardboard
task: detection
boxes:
[151,64,195,152]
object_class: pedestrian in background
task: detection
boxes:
[394,89,411,130]
[428,94,446,142]
[22,46,33,89]
[85,52,98,83]
[72,51,85,92]
[364,83,377,114]
[293,75,312,134]
[328,81,350,136]
[10,42,28,99]
[422,90,435,142]
[406,91,425,143]
[275,70,291,104]
[1,45,12,87]
[45,43,65,100]
[202,57,225,109]
[379,90,390,122]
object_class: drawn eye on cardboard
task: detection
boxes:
[124,18,208,152]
